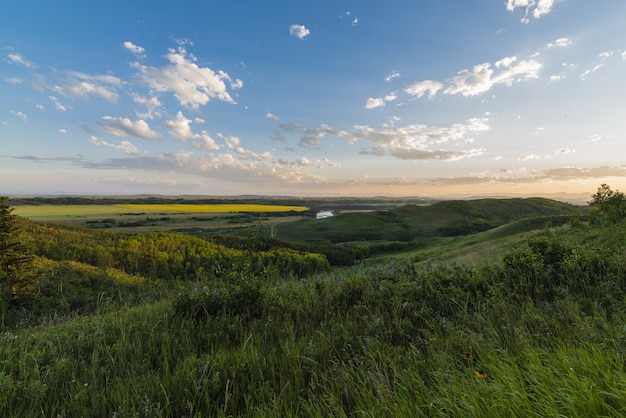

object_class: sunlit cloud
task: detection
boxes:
[365,94,397,110]
[506,0,561,22]
[519,154,551,161]
[443,57,541,97]
[290,24,310,40]
[89,136,139,155]
[50,71,122,104]
[98,116,160,139]
[405,80,443,99]
[547,37,571,48]
[352,118,489,161]
[134,46,243,110]
[123,41,145,57]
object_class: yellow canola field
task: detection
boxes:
[114,204,308,213]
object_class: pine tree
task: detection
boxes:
[0,196,33,323]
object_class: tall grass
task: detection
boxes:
[2,223,626,416]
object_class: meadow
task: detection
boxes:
[2,194,625,416]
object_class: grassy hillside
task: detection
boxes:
[272,197,583,244]
[3,195,626,417]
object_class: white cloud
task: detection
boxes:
[385,72,400,83]
[10,110,27,121]
[165,111,219,150]
[443,57,541,97]
[89,136,139,155]
[7,53,34,68]
[365,97,385,109]
[5,77,23,84]
[352,18,359,26]
[36,104,45,111]
[266,113,280,121]
[98,116,160,139]
[622,51,626,61]
[192,132,220,151]
[405,55,541,100]
[547,37,571,48]
[131,93,163,120]
[506,0,560,22]
[166,111,196,140]
[352,118,489,161]
[365,94,397,110]
[519,154,551,160]
[48,96,68,112]
[405,80,443,98]
[290,24,310,39]
[51,71,121,104]
[599,51,614,59]
[123,41,145,56]
[579,64,604,80]
[135,46,242,110]
[58,128,67,134]
[556,148,575,154]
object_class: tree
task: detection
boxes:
[588,184,626,225]
[0,197,33,323]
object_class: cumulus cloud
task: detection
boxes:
[352,118,489,161]
[166,111,196,140]
[134,46,242,110]
[444,57,541,97]
[98,116,160,139]
[123,41,145,56]
[89,136,139,155]
[266,113,280,121]
[403,55,541,101]
[506,0,560,22]
[547,37,571,48]
[365,97,385,109]
[165,111,219,150]
[51,71,122,104]
[272,123,344,148]
[290,24,310,39]
[365,94,397,109]
[405,80,443,99]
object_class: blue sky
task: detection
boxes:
[2,0,625,200]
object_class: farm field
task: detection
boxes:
[13,203,310,233]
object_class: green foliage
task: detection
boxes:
[2,192,626,416]
[589,183,626,225]
[0,197,34,328]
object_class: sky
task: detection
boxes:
[1,0,626,201]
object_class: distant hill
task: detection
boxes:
[273,197,585,243]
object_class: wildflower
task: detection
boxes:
[464,352,475,362]
[475,370,487,379]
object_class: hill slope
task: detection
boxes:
[274,197,583,243]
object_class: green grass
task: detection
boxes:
[4,199,626,417]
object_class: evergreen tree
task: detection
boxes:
[0,197,33,323]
